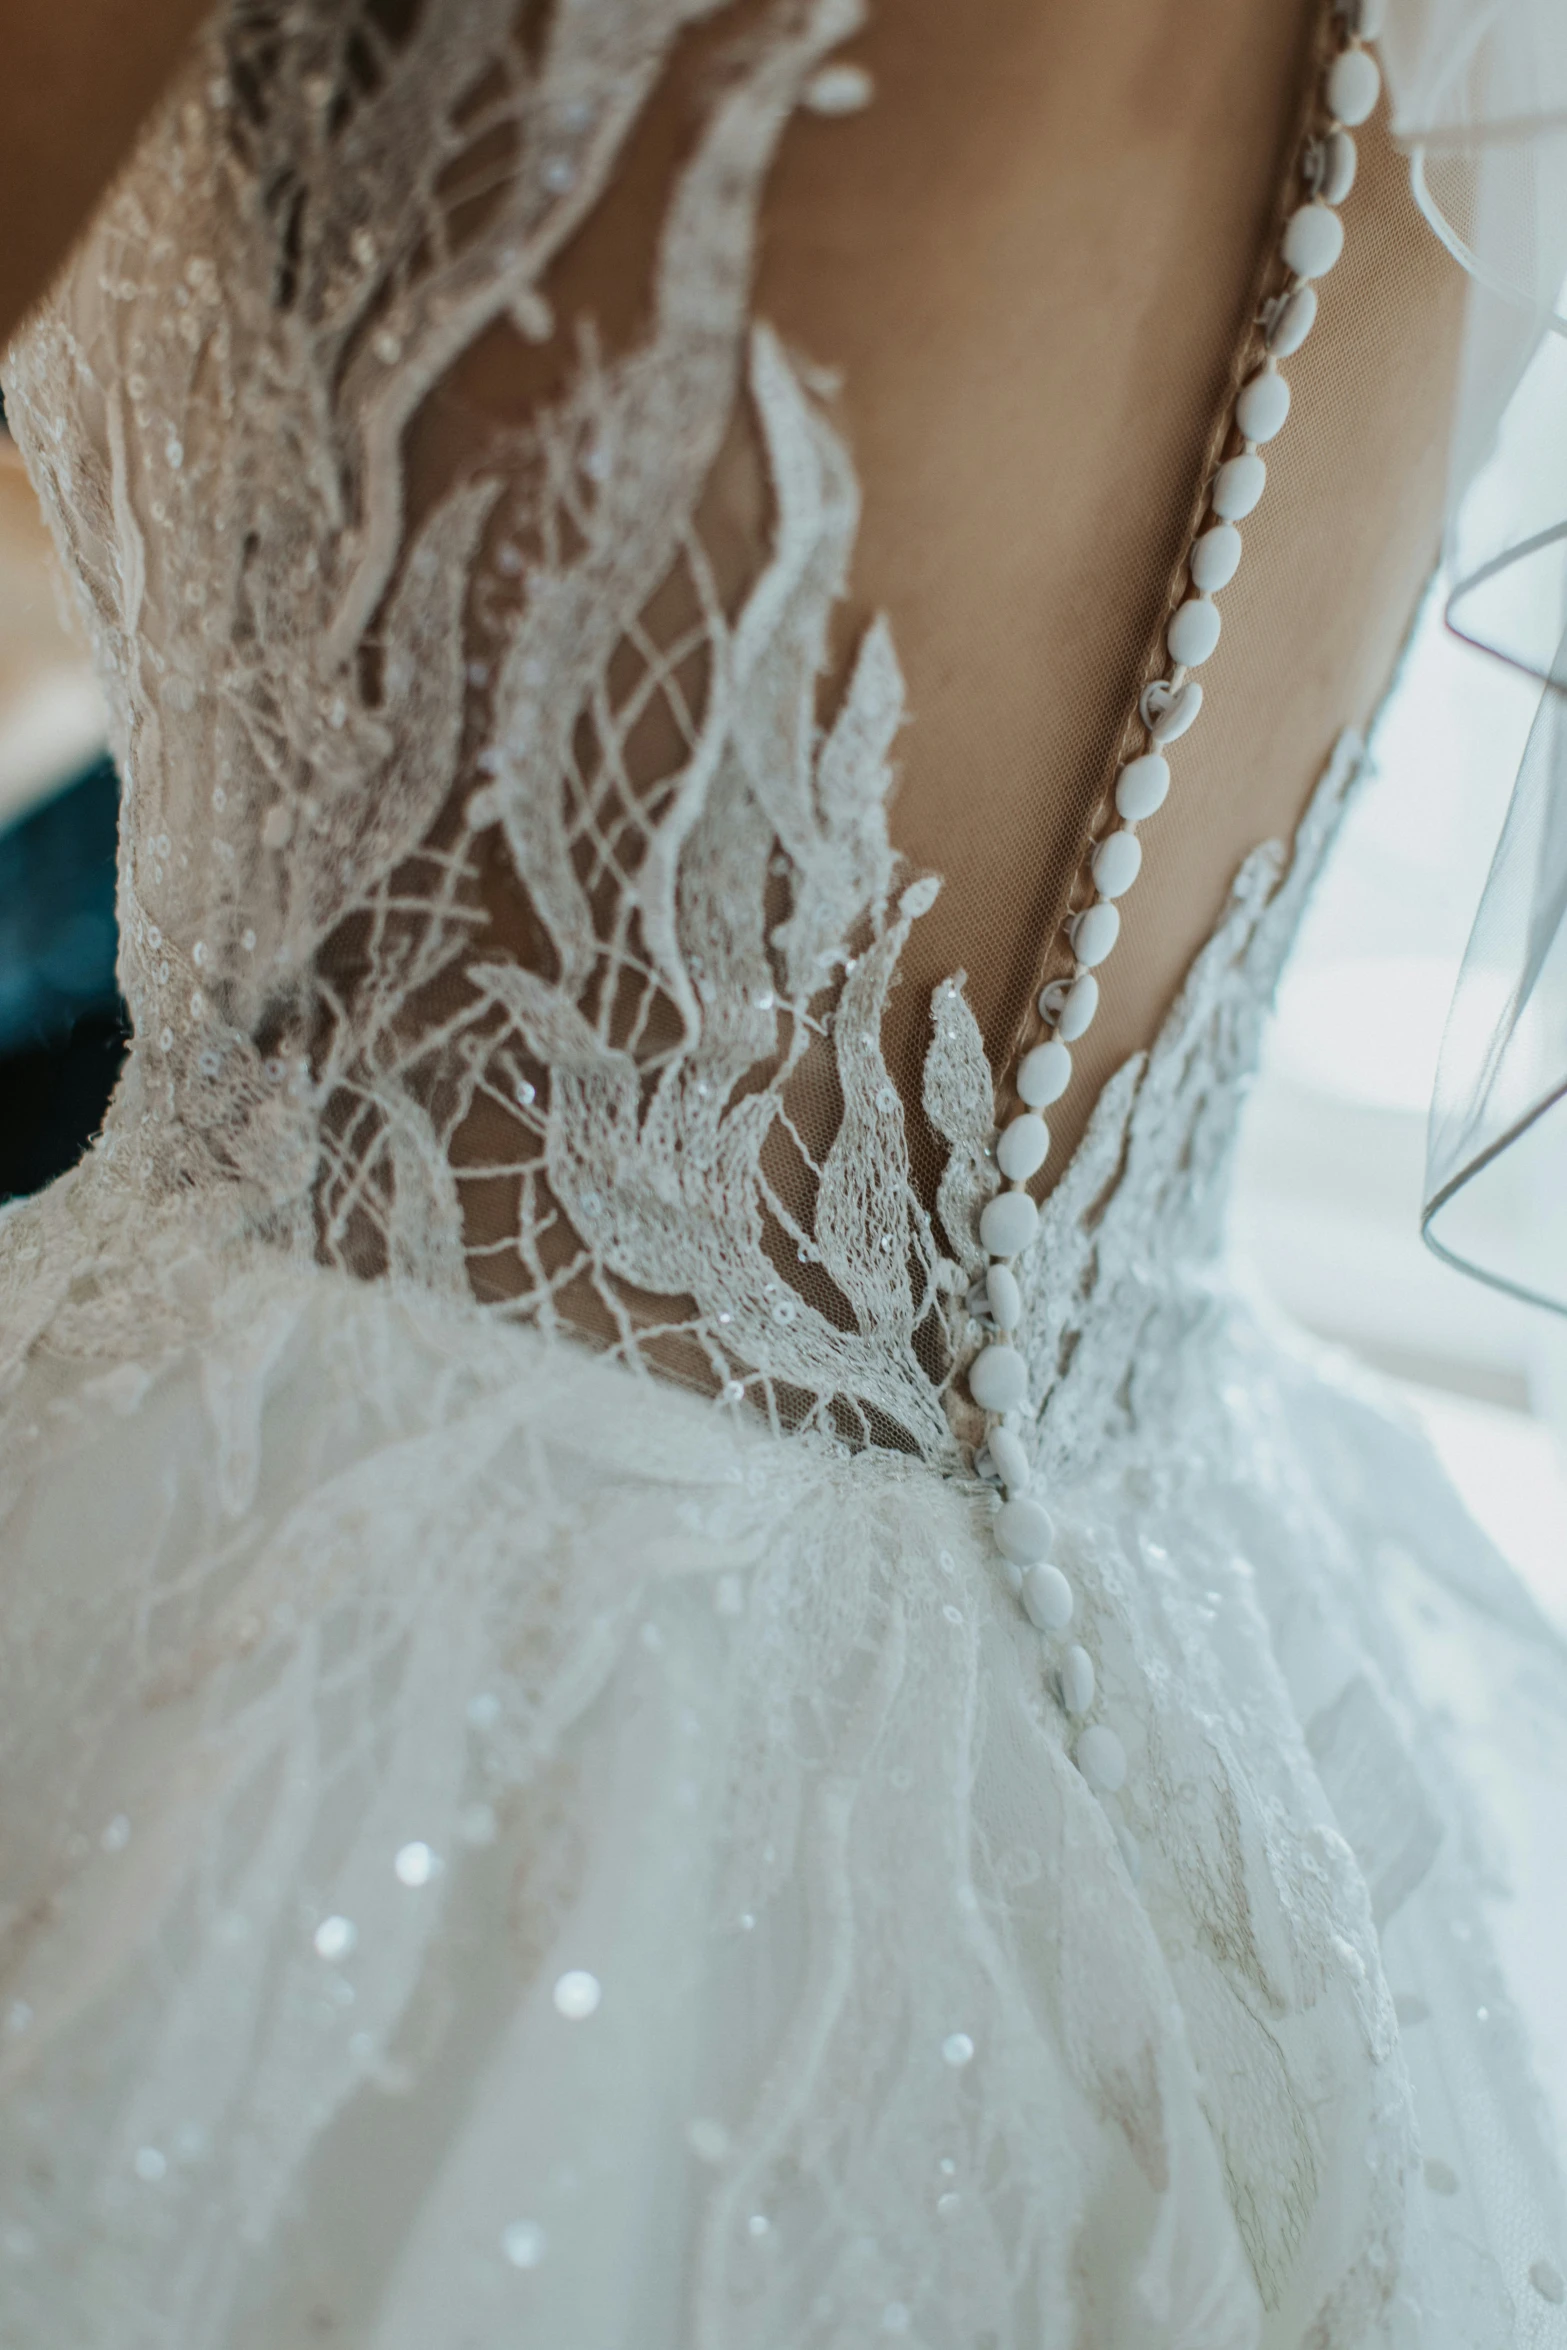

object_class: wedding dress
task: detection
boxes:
[1,3,1565,2345]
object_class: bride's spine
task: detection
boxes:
[965,0,1384,1878]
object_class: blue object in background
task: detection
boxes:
[0,756,127,1199]
[0,755,119,1048]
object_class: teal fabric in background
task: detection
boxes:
[0,756,125,1199]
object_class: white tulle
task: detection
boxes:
[0,750,1564,2345]
[2,1142,1566,2346]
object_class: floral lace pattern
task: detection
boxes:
[3,0,987,1454]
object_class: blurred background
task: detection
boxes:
[0,396,124,1198]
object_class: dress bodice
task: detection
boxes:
[0,0,1363,1468]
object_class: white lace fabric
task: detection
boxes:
[2,5,1567,2346]
[2,0,998,1452]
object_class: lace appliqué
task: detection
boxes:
[0,0,1361,1477]
[1,0,990,1454]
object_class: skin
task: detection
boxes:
[0,0,211,346]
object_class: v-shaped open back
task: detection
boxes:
[1,0,1464,1444]
[754,0,1466,1175]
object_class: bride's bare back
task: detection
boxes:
[424,0,1465,1183]
[760,0,1466,1165]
